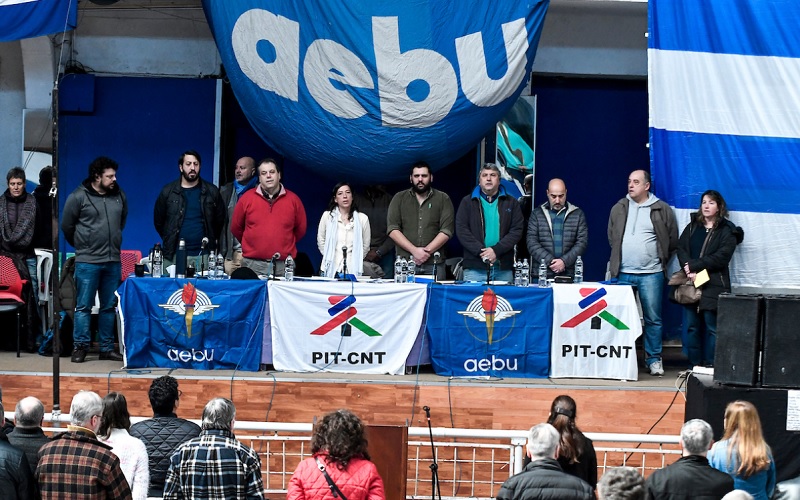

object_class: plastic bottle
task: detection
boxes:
[284,255,295,281]
[400,257,408,284]
[514,260,521,287]
[208,250,217,280]
[407,260,416,283]
[152,243,163,278]
[538,258,548,288]
[394,256,403,283]
[521,258,529,287]
[575,255,584,283]
[216,252,225,280]
[175,239,187,278]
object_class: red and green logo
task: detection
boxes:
[311,294,382,337]
[561,287,629,330]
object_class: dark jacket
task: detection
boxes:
[153,178,225,259]
[6,426,50,474]
[129,413,201,497]
[32,184,53,249]
[496,457,594,500]
[0,430,35,500]
[455,186,524,272]
[0,190,37,259]
[607,195,678,278]
[527,202,589,278]
[646,454,734,500]
[61,179,128,264]
[676,217,744,312]
[521,436,597,489]
[219,178,257,260]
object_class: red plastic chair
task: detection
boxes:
[0,255,27,357]
[120,250,142,281]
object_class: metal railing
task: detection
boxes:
[30,413,681,500]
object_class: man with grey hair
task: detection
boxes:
[7,396,50,473]
[455,163,524,283]
[497,423,594,500]
[164,398,264,499]
[598,467,645,500]
[36,391,132,499]
[0,399,36,499]
[646,419,734,500]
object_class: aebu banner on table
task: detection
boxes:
[269,281,427,374]
[550,284,641,380]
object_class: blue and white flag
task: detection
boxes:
[0,0,77,42]
[649,0,800,290]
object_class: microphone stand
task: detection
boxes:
[485,259,492,285]
[271,254,279,281]
[199,247,206,278]
[432,254,439,284]
[341,247,348,280]
[423,406,442,500]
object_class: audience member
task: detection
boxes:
[7,396,49,473]
[231,158,307,277]
[527,178,588,279]
[547,395,597,489]
[608,169,678,377]
[455,163,523,283]
[676,190,744,367]
[32,165,54,249]
[317,182,370,278]
[355,185,395,278]
[153,150,225,270]
[61,156,127,363]
[0,400,35,499]
[219,156,257,275]
[722,491,755,500]
[287,409,384,500]
[387,161,454,280]
[646,419,734,500]
[598,467,645,500]
[496,423,593,500]
[36,390,131,499]
[164,398,264,499]
[708,401,775,500]
[98,392,149,500]
[129,376,200,498]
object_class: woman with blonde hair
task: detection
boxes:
[708,401,775,500]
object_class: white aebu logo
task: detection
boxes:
[232,10,529,128]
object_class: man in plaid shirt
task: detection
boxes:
[35,391,132,499]
[163,398,264,499]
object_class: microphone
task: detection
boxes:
[482,256,490,264]
[273,252,281,260]
[201,237,209,249]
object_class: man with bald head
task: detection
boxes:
[608,169,677,376]
[7,396,50,473]
[527,178,588,279]
[219,156,257,275]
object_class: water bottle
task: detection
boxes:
[575,255,584,284]
[175,239,187,278]
[208,251,217,280]
[152,243,163,278]
[407,260,416,283]
[394,256,403,283]
[400,257,408,284]
[521,258,529,287]
[538,258,548,288]
[216,252,225,280]
[514,260,522,287]
[284,255,295,281]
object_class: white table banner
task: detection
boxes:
[269,281,427,374]
[550,283,641,380]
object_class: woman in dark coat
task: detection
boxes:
[676,190,744,367]
[547,395,597,489]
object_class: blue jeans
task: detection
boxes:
[617,272,664,367]
[74,262,121,352]
[463,268,513,283]
[683,306,717,366]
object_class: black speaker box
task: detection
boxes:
[714,293,762,386]
[762,296,800,388]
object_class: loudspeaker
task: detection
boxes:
[762,296,800,388]
[714,293,762,386]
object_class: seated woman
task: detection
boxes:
[288,409,385,500]
[317,182,370,278]
[708,400,775,500]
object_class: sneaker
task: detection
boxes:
[71,348,87,363]
[649,360,665,376]
[99,351,124,362]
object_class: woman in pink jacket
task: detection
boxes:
[288,409,385,500]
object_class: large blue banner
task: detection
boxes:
[118,278,266,371]
[426,285,552,378]
[202,0,550,181]
[0,0,77,42]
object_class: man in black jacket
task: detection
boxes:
[130,376,200,498]
[6,396,49,473]
[497,423,594,500]
[646,419,734,500]
[0,401,35,499]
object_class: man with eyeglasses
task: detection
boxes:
[36,390,132,499]
[130,375,200,497]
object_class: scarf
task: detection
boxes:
[0,190,36,251]
[321,207,364,278]
[234,176,258,197]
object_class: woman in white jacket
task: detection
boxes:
[98,392,150,500]
[317,182,370,278]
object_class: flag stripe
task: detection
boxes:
[0,0,77,42]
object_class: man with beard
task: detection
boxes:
[387,161,454,280]
[62,157,128,363]
[154,150,225,270]
[219,156,257,275]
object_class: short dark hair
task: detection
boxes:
[98,392,132,438]
[6,167,26,183]
[411,161,431,175]
[88,157,119,182]
[259,157,281,175]
[148,376,180,415]
[311,409,370,469]
[179,150,202,166]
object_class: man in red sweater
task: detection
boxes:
[231,158,307,277]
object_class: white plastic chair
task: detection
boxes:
[34,249,54,332]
